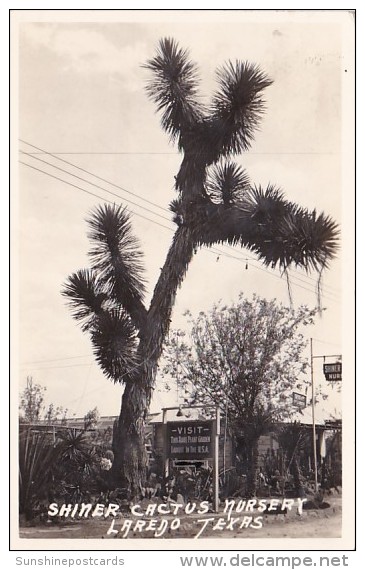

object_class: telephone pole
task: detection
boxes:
[310,338,318,492]
[310,338,342,493]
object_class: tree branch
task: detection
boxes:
[194,186,339,272]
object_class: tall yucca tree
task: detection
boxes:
[62,38,339,495]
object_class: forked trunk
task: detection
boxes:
[112,226,196,496]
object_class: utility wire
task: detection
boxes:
[19,161,174,233]
[20,139,341,297]
[19,160,340,303]
[21,354,93,365]
[19,145,340,301]
[19,139,170,214]
[20,334,341,368]
[20,159,339,303]
[20,150,174,225]
[20,362,95,371]
[22,155,338,298]
[19,139,340,295]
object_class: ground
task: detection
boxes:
[19,495,342,541]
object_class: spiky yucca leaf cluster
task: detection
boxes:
[87,204,147,329]
[62,269,106,332]
[146,37,339,278]
[144,38,203,148]
[194,184,339,276]
[241,186,339,271]
[209,61,273,157]
[91,309,139,381]
[64,39,340,388]
[206,161,250,205]
[145,39,272,161]
[62,205,146,384]
[169,197,184,226]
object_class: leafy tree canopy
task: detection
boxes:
[83,406,100,430]
[19,376,45,424]
[162,294,318,440]
[19,376,68,424]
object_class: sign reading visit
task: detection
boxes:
[167,421,213,459]
[323,362,342,382]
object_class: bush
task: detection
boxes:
[19,429,59,520]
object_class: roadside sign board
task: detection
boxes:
[323,362,342,382]
[167,420,213,459]
[292,392,307,408]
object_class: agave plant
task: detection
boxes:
[63,38,339,496]
[276,422,310,496]
[19,429,59,520]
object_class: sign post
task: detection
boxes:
[310,341,342,493]
[310,338,318,493]
[162,407,169,479]
[162,405,221,513]
[213,406,220,513]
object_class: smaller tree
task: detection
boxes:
[163,294,317,497]
[19,377,69,425]
[19,376,46,424]
[83,406,100,430]
[44,403,68,425]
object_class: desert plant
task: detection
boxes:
[19,429,59,520]
[63,38,339,495]
[276,422,310,496]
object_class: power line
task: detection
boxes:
[19,148,340,302]
[21,160,333,303]
[23,151,179,156]
[311,338,342,348]
[20,150,174,225]
[19,139,340,296]
[20,163,335,299]
[73,362,94,417]
[19,139,170,214]
[214,242,340,298]
[20,331,341,375]
[19,161,174,233]
[209,248,339,300]
[21,354,93,365]
[20,362,95,371]
[19,161,339,303]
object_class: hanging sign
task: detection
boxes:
[323,362,342,382]
[292,392,307,408]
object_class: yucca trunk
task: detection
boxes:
[112,226,196,495]
[111,379,149,494]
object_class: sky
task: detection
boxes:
[12,10,354,422]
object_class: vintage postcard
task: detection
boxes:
[10,9,355,552]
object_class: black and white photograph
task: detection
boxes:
[10,8,355,552]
